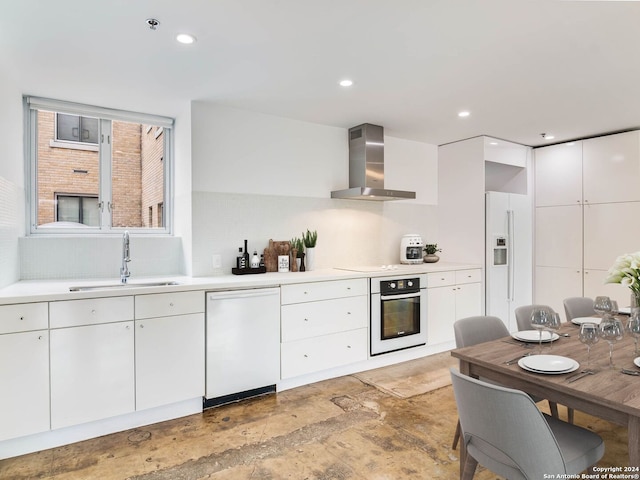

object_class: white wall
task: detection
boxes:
[190,102,439,276]
[0,76,24,287]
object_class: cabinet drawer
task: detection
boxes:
[135,291,204,319]
[455,269,482,285]
[50,296,134,328]
[425,271,456,287]
[281,328,367,379]
[281,279,367,305]
[0,302,48,334]
[281,296,367,342]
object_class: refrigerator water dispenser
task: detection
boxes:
[493,236,507,266]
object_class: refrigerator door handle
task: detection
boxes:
[508,210,515,301]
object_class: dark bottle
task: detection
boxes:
[259,254,265,268]
[243,239,250,269]
[237,247,245,269]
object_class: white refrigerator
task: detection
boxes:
[485,191,532,332]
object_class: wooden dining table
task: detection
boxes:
[450,320,640,472]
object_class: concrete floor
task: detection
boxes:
[0,353,629,479]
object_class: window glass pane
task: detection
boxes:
[111,121,165,228]
[80,116,99,144]
[57,196,80,223]
[37,110,100,228]
[81,197,100,226]
[56,113,80,142]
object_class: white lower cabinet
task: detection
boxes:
[426,269,482,345]
[280,279,368,379]
[135,313,204,411]
[50,321,135,429]
[281,329,367,379]
[0,330,50,441]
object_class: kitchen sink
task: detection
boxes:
[69,281,180,292]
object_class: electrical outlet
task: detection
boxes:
[212,254,222,269]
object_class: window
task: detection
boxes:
[25,97,173,235]
[56,195,100,226]
[56,113,99,144]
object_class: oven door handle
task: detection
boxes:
[380,292,422,301]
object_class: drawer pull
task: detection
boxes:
[304,318,309,322]
[140,324,145,328]
[347,345,351,349]
[304,354,308,358]
[91,309,96,314]
[38,335,42,340]
[347,311,351,315]
[169,302,174,307]
[347,287,351,290]
[19,316,24,321]
[304,291,308,295]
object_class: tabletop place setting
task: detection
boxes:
[506,295,640,381]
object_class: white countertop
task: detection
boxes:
[0,262,481,305]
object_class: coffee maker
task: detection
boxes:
[400,234,424,264]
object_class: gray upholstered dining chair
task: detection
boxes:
[450,368,604,480]
[514,304,555,331]
[564,297,595,322]
[451,315,564,449]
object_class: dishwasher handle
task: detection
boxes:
[208,287,280,301]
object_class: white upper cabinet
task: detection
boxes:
[534,141,583,206]
[535,205,582,268]
[484,137,527,167]
[583,130,640,204]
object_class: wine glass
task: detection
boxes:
[546,312,562,352]
[531,308,550,354]
[599,314,625,369]
[579,322,599,370]
[593,296,612,317]
[627,312,640,356]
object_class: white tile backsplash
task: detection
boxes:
[191,191,438,276]
[0,176,22,287]
[19,235,184,280]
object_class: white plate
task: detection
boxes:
[518,355,579,374]
[571,316,601,326]
[511,330,559,343]
[634,357,640,368]
[618,306,631,315]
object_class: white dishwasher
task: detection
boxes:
[204,287,280,408]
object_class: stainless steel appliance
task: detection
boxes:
[400,234,423,264]
[331,123,416,201]
[370,274,427,355]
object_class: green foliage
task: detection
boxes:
[303,229,318,248]
[290,236,304,255]
[423,243,441,255]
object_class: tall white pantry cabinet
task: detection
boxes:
[534,130,640,314]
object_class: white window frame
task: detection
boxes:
[24,96,174,236]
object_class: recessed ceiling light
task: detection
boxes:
[566,142,575,146]
[339,79,353,87]
[489,142,498,146]
[458,111,470,118]
[176,33,196,44]
[545,135,555,140]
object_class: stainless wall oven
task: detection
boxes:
[370,274,427,355]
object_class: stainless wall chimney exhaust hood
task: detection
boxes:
[331,123,416,201]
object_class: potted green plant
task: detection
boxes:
[423,243,441,263]
[303,229,318,270]
[290,237,305,271]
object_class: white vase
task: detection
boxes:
[305,247,316,271]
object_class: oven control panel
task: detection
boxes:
[380,277,420,295]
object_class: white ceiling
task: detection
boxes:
[2,0,639,147]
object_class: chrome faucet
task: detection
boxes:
[120,230,131,284]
